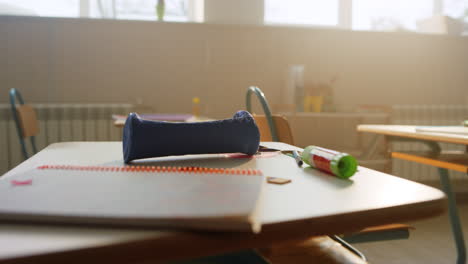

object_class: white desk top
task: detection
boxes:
[358,125,468,145]
[0,142,446,263]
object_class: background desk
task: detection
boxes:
[0,141,445,264]
[358,124,467,264]
[113,114,212,128]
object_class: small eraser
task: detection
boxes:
[11,179,33,186]
[267,177,291,185]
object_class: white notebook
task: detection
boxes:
[0,165,265,233]
[415,126,468,136]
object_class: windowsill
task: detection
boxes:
[1,14,467,38]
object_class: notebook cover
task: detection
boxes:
[0,166,264,233]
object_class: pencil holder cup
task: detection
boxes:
[303,96,323,112]
[123,110,260,163]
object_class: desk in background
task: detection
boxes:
[277,112,391,171]
[112,114,212,128]
[0,141,445,263]
[358,125,467,264]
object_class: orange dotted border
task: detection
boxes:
[37,165,263,176]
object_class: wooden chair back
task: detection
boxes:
[253,114,294,145]
[16,105,40,138]
[9,88,39,160]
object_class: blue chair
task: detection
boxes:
[9,88,39,160]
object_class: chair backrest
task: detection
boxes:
[253,114,294,145]
[9,88,39,160]
[246,86,295,145]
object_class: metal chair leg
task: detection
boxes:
[438,168,466,264]
[331,235,367,262]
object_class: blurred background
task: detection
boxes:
[1,0,467,178]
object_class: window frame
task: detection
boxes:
[264,0,449,31]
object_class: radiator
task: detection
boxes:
[391,105,468,181]
[0,104,134,175]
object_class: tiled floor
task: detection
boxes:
[356,202,468,264]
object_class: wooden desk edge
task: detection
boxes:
[2,196,446,264]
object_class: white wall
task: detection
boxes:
[1,15,468,119]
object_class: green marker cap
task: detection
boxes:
[331,153,358,179]
[301,145,358,179]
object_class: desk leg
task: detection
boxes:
[361,134,383,160]
[438,168,466,264]
[387,136,466,263]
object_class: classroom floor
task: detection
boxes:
[356,200,468,264]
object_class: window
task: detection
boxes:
[265,0,339,27]
[0,0,79,17]
[352,0,433,31]
[444,0,468,21]
[264,0,467,34]
[1,1,466,34]
[89,0,189,21]
[0,0,193,22]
